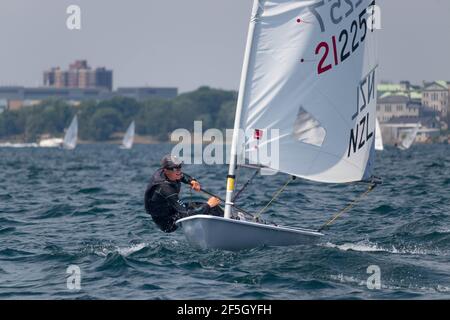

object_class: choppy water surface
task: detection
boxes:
[0,144,449,299]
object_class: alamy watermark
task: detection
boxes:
[170,121,280,175]
[63,3,380,31]
[369,5,382,30]
[66,265,81,290]
[366,265,381,290]
[66,5,81,30]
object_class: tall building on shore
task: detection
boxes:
[44,60,113,91]
[422,81,448,117]
[1,59,176,110]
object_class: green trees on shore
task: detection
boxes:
[0,87,237,142]
[0,99,76,142]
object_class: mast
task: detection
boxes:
[224,0,263,219]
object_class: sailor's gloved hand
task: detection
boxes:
[190,180,201,192]
[207,197,220,208]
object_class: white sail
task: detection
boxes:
[375,118,383,151]
[179,0,380,248]
[121,121,135,149]
[63,115,78,150]
[237,0,378,183]
[398,124,419,150]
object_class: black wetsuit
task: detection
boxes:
[144,168,211,233]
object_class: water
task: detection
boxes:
[0,144,449,299]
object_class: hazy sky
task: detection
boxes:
[0,0,449,92]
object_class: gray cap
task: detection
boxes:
[160,154,184,169]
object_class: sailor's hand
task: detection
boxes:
[190,180,201,192]
[207,197,220,208]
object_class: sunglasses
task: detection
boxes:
[167,166,182,171]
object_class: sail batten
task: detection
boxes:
[238,0,378,183]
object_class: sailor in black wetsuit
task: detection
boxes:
[144,155,221,233]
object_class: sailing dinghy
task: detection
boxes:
[120,121,135,149]
[177,0,379,250]
[397,124,419,150]
[62,115,78,150]
[375,119,384,151]
[39,115,78,149]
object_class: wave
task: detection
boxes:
[0,248,34,257]
[324,241,385,253]
[329,274,368,287]
[66,165,101,171]
[0,193,12,200]
[77,187,105,194]
[0,142,38,148]
[139,283,163,291]
[0,227,16,234]
[34,204,75,219]
[425,162,445,169]
[117,243,148,256]
[436,285,450,293]
[371,204,397,214]
[95,253,131,274]
[328,273,450,294]
[83,242,148,258]
[322,240,444,256]
[79,239,189,262]
[72,207,112,216]
[0,217,28,226]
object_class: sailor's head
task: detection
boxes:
[161,154,183,180]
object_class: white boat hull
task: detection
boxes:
[39,138,63,148]
[176,215,323,251]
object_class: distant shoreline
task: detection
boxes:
[0,134,163,145]
[0,134,236,145]
[1,133,448,146]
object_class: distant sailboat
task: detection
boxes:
[375,119,384,151]
[398,124,419,150]
[120,121,135,149]
[176,0,379,251]
[62,115,78,149]
[39,115,78,149]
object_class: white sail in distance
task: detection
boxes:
[121,121,135,149]
[375,118,383,151]
[63,115,78,150]
[238,0,378,183]
[399,124,419,150]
